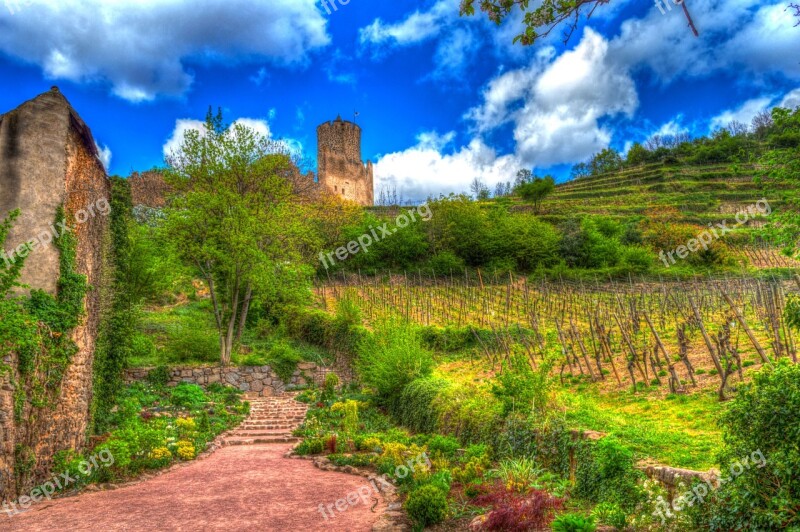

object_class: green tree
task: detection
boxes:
[516,175,555,213]
[625,143,650,166]
[164,109,312,365]
[590,148,623,175]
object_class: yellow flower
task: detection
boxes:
[175,440,196,460]
[149,447,172,460]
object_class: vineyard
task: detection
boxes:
[317,272,800,400]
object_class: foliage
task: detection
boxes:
[516,175,555,213]
[164,108,314,364]
[574,437,644,512]
[460,0,608,46]
[473,484,564,531]
[492,353,554,416]
[169,383,209,408]
[700,360,800,530]
[495,457,542,493]
[405,484,448,529]
[551,513,597,532]
[787,294,800,331]
[356,319,433,406]
[590,502,627,530]
[267,340,303,383]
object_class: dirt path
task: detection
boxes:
[5,395,387,532]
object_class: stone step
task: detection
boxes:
[223,436,299,445]
[230,431,295,437]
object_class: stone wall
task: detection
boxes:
[124,364,331,396]
[317,116,374,206]
[0,87,110,501]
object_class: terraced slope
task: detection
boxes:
[533,163,794,225]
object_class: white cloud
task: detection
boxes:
[0,0,330,102]
[781,88,800,109]
[374,133,523,201]
[94,142,112,171]
[359,0,456,49]
[652,117,690,138]
[468,28,638,167]
[709,97,773,131]
[612,0,800,82]
[163,119,206,158]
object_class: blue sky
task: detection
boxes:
[0,0,797,201]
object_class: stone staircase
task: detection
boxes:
[221,393,308,446]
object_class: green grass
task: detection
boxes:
[562,388,726,470]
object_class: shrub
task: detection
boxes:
[392,377,449,433]
[295,438,325,456]
[427,250,466,276]
[496,457,542,493]
[323,372,340,400]
[574,437,643,512]
[427,434,460,458]
[473,484,564,531]
[356,319,433,407]
[701,360,800,530]
[170,383,208,408]
[405,485,448,529]
[590,502,627,530]
[268,341,303,384]
[146,365,171,386]
[551,513,597,532]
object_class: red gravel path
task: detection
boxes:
[4,443,386,531]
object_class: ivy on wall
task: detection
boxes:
[92,177,137,433]
[0,206,88,490]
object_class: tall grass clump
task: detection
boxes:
[356,319,433,408]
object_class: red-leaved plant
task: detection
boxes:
[472,482,564,531]
[325,434,338,454]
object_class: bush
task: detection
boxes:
[574,437,643,512]
[427,250,466,276]
[356,320,433,407]
[268,341,302,383]
[590,502,627,530]
[701,360,800,530]
[170,383,208,408]
[427,434,460,458]
[392,377,450,433]
[551,513,596,532]
[405,485,448,529]
[146,365,171,386]
[473,485,564,531]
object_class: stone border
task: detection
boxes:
[286,452,410,531]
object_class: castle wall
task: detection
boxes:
[0,88,110,501]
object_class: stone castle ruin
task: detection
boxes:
[0,88,110,501]
[317,116,374,206]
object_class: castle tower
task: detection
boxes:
[317,115,374,206]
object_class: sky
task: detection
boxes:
[0,0,798,202]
